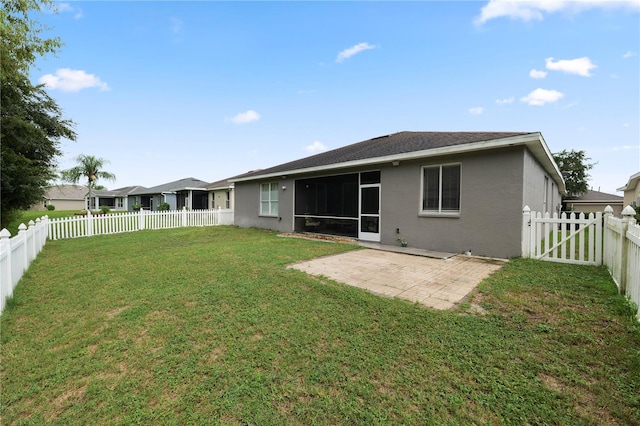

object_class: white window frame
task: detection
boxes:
[419,163,461,216]
[260,182,279,216]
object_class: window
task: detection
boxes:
[421,164,461,214]
[260,183,279,216]
[116,197,124,209]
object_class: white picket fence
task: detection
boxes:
[603,206,640,320]
[522,207,602,265]
[523,205,640,319]
[0,209,233,314]
[48,208,234,240]
[0,217,49,313]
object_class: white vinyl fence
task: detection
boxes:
[523,205,640,320]
[603,206,640,320]
[48,208,234,240]
[0,208,233,314]
[0,217,49,313]
[522,207,602,265]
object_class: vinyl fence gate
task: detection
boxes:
[522,206,602,266]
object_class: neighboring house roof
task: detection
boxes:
[206,178,234,191]
[617,171,640,192]
[129,178,209,195]
[44,184,88,200]
[92,186,147,197]
[230,131,566,193]
[565,190,623,204]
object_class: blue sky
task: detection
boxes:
[35,1,639,194]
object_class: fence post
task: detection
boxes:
[182,206,187,228]
[138,209,145,231]
[0,229,12,310]
[17,223,28,274]
[28,220,37,262]
[86,210,94,237]
[42,215,49,244]
[522,206,531,258]
[619,205,637,295]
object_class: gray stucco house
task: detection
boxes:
[128,177,210,211]
[90,186,146,211]
[230,131,565,258]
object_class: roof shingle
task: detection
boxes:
[232,131,531,179]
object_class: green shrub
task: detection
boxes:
[46,204,55,211]
[132,204,141,212]
[99,206,111,214]
[157,202,170,211]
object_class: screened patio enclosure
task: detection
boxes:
[294,171,381,241]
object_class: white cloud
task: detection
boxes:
[529,69,547,79]
[611,144,639,151]
[520,88,564,106]
[304,141,327,153]
[496,97,514,105]
[545,57,597,77]
[336,42,377,63]
[56,2,83,19]
[623,51,637,58]
[38,68,109,92]
[170,18,183,34]
[468,107,484,115]
[475,0,640,25]
[227,110,260,124]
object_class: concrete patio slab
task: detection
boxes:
[288,249,506,310]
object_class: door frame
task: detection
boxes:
[359,183,381,242]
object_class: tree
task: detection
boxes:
[1,0,76,228]
[552,149,596,198]
[60,155,116,210]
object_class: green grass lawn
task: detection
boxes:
[1,226,639,425]
[3,210,82,236]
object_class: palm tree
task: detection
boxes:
[60,154,116,210]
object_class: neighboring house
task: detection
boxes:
[206,178,234,210]
[617,171,640,208]
[89,186,147,211]
[564,190,624,216]
[128,177,210,211]
[230,131,565,259]
[30,185,87,211]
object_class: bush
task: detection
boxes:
[46,204,55,211]
[99,206,111,214]
[132,204,141,212]
[157,202,170,211]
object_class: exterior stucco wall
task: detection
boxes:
[210,189,234,210]
[379,148,526,258]
[522,148,562,216]
[234,146,561,259]
[234,178,294,233]
[566,201,623,216]
[38,199,85,211]
[623,179,640,207]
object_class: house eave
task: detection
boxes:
[617,171,640,192]
[230,132,566,193]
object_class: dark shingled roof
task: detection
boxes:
[130,177,209,195]
[233,131,532,180]
[565,190,623,202]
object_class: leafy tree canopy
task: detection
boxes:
[553,149,596,198]
[1,0,76,229]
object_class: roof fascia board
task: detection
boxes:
[617,171,640,191]
[231,133,565,192]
